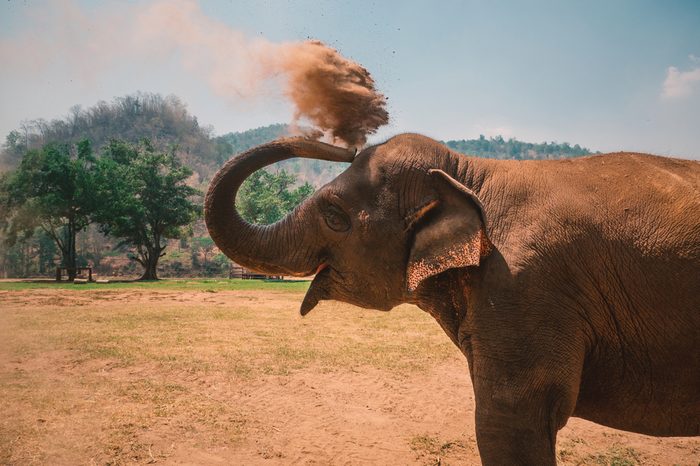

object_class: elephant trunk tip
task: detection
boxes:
[300,295,318,316]
[299,267,331,316]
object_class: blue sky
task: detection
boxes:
[1,0,699,157]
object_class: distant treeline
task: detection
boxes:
[444,135,593,160]
[0,92,594,279]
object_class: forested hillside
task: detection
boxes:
[2,94,594,184]
[1,92,594,279]
[0,93,226,179]
[217,129,595,186]
[216,126,351,187]
[216,124,288,154]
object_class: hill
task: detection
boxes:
[0,93,226,179]
[216,126,350,187]
[214,123,289,154]
[218,128,595,187]
[2,93,594,185]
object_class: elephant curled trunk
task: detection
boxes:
[204,138,355,276]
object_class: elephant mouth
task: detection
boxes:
[285,262,327,279]
[300,265,397,315]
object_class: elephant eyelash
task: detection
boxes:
[403,199,439,232]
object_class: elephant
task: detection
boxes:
[204,133,700,465]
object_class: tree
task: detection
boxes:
[191,236,216,272]
[237,169,314,224]
[1,130,27,169]
[94,140,200,280]
[1,140,96,280]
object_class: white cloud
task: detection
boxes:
[661,65,700,99]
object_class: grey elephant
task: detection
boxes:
[204,133,700,465]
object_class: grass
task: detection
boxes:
[585,446,642,466]
[0,277,310,292]
[409,434,468,466]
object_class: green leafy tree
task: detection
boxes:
[36,230,58,274]
[237,169,314,224]
[191,236,216,272]
[1,140,96,280]
[94,140,200,280]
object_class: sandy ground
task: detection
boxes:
[0,288,698,465]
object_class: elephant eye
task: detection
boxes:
[323,204,351,232]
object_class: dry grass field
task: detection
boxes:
[1,280,698,465]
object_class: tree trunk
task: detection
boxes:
[139,260,158,280]
[22,241,29,278]
[64,220,77,281]
[138,245,161,280]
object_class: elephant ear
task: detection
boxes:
[406,169,492,292]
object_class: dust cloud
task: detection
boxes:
[277,41,389,147]
[140,0,389,147]
[1,0,388,148]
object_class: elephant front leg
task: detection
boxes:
[472,376,578,466]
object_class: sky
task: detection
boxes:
[1,0,699,158]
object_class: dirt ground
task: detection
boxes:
[0,287,698,465]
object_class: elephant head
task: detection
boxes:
[205,133,492,315]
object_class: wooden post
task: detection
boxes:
[56,267,62,281]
